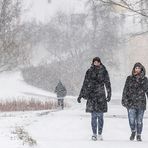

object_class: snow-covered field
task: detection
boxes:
[0,72,148,148]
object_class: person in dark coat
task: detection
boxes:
[122,62,148,141]
[77,57,111,141]
[55,80,67,109]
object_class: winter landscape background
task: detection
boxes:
[0,0,148,147]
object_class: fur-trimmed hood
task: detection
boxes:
[132,62,146,78]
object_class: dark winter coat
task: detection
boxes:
[79,64,111,113]
[122,63,148,110]
[55,81,67,98]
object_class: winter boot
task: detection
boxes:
[137,135,142,142]
[130,132,136,141]
[98,134,103,141]
[91,134,97,141]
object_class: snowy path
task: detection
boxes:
[26,99,148,148]
[0,98,148,148]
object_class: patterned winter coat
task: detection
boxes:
[79,64,111,113]
[55,81,67,98]
[122,63,148,110]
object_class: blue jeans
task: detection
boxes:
[91,112,104,135]
[128,108,145,135]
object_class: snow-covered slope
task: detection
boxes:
[0,71,56,100]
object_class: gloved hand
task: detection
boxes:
[77,97,81,103]
[122,100,126,107]
[106,95,111,102]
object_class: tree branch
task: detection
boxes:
[131,30,148,37]
[98,0,148,17]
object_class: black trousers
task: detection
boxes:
[58,99,64,109]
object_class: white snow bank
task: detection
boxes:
[0,71,56,101]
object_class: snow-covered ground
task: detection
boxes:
[0,71,56,101]
[0,71,148,147]
[0,98,148,148]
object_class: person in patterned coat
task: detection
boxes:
[77,57,111,141]
[122,62,148,141]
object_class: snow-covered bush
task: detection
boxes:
[0,98,58,112]
[13,126,37,146]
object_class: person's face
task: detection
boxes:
[94,61,101,67]
[134,67,141,74]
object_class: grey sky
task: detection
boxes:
[22,0,86,23]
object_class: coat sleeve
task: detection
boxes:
[54,86,57,93]
[63,86,67,96]
[104,70,111,99]
[79,69,91,99]
[144,77,148,98]
[122,76,130,107]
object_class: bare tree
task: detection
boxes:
[96,0,148,17]
[0,0,31,72]
[94,0,148,35]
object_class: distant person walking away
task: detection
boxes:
[122,63,148,141]
[77,57,112,141]
[55,80,67,109]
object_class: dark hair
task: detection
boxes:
[132,62,146,77]
[92,57,101,64]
